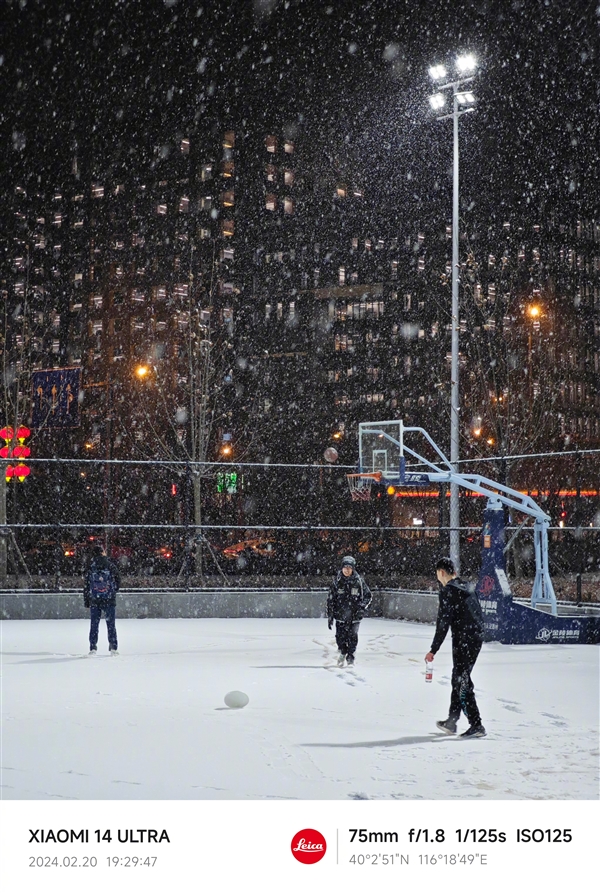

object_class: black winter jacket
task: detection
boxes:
[430,577,484,654]
[327,570,372,624]
[84,556,121,608]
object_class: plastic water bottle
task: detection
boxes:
[425,662,433,683]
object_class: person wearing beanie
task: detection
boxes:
[327,555,372,667]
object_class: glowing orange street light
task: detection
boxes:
[135,364,150,379]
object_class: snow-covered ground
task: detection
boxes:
[1,618,598,800]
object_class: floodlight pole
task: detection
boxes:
[432,74,475,572]
[447,90,461,571]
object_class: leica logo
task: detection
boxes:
[291,829,327,864]
[293,839,324,851]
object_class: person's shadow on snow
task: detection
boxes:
[302,734,459,748]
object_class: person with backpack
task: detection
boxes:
[425,557,486,738]
[84,544,121,656]
[327,555,372,666]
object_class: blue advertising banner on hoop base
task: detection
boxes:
[476,499,600,644]
[31,368,81,429]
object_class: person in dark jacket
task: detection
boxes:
[84,544,121,656]
[425,557,486,738]
[327,555,372,667]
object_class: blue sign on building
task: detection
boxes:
[31,368,81,428]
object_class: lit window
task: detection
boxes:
[221,247,235,261]
[180,138,190,155]
[223,131,235,149]
[336,184,347,198]
[91,184,104,198]
[156,203,167,215]
[220,160,234,178]
[338,266,346,285]
[221,190,235,207]
[283,140,294,154]
[265,194,277,212]
[284,169,294,186]
[179,196,190,213]
[283,198,294,214]
[266,164,277,182]
[199,227,211,239]
[200,163,213,181]
[266,135,277,153]
[221,220,234,237]
[53,213,62,226]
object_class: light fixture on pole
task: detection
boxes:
[428,53,478,572]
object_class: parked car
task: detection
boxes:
[222,537,279,572]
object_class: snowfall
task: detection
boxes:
[1,617,598,801]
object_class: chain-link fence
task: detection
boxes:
[2,457,599,596]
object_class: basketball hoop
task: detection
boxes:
[346,472,382,501]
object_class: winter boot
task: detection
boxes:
[336,652,345,667]
[346,655,355,666]
[436,719,457,734]
[460,725,487,739]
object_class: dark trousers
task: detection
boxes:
[89,604,118,650]
[449,638,482,726]
[335,620,361,658]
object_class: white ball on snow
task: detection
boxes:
[224,690,249,709]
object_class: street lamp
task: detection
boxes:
[429,53,478,572]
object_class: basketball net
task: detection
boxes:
[346,472,382,501]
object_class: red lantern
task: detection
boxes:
[13,464,30,481]
[12,445,31,458]
[17,426,31,441]
[0,427,14,441]
[0,446,10,459]
[5,465,14,481]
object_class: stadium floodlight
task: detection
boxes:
[428,54,480,573]
[429,64,447,80]
[456,53,477,73]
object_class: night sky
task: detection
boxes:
[2,0,599,217]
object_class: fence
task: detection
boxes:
[1,456,599,593]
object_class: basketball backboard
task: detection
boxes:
[358,420,404,481]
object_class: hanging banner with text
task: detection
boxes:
[31,368,82,429]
